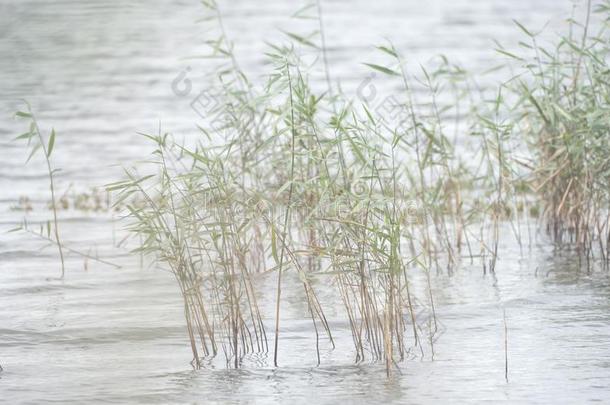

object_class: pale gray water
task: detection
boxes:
[2,0,610,403]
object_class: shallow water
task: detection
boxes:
[2,0,610,403]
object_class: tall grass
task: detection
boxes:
[7,0,609,377]
[13,104,65,278]
[107,0,468,372]
[105,0,610,372]
[494,1,610,265]
[12,106,122,272]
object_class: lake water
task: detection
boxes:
[2,0,610,403]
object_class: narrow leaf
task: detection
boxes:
[13,132,33,141]
[284,31,319,49]
[47,129,56,157]
[271,226,279,265]
[513,19,533,37]
[25,144,41,163]
[377,45,397,58]
[363,63,399,76]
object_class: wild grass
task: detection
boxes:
[12,188,114,213]
[106,0,472,372]
[493,1,610,265]
[13,104,65,277]
[79,0,610,372]
[12,106,121,272]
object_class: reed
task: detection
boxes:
[104,0,610,373]
[13,104,65,277]
[12,106,123,271]
[9,0,610,380]
[494,1,610,265]
[107,0,462,372]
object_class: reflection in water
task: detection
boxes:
[1,0,610,403]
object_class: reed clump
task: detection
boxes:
[107,0,610,373]
[497,1,610,263]
[108,0,471,372]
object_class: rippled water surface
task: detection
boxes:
[2,0,610,403]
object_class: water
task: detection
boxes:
[2,0,610,403]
